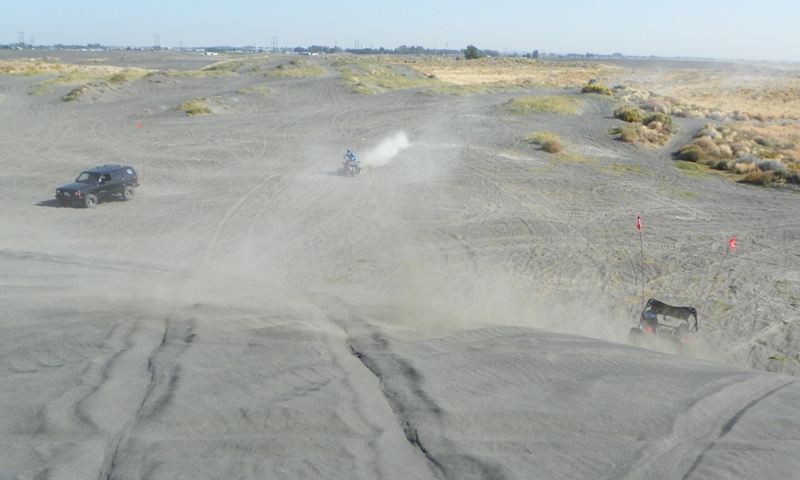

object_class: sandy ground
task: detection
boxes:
[2,50,800,479]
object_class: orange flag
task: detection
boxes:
[729,236,736,251]
[636,216,642,231]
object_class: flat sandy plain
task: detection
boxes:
[1,50,799,479]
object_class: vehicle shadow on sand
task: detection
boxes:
[36,199,65,208]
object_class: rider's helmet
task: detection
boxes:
[643,310,657,322]
[347,149,352,154]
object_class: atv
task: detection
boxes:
[337,159,361,177]
[628,303,695,354]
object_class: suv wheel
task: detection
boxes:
[122,186,134,201]
[84,193,98,208]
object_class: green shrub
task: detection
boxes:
[754,136,774,148]
[676,161,703,172]
[678,144,707,162]
[62,85,89,101]
[614,106,644,123]
[772,169,789,180]
[108,72,126,83]
[581,83,612,95]
[525,131,558,144]
[505,96,582,115]
[643,112,673,127]
[713,160,733,170]
[179,98,212,116]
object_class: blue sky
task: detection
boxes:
[4,0,799,61]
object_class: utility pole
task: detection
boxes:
[18,30,24,47]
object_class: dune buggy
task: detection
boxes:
[628,298,697,353]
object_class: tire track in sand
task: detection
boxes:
[615,374,797,480]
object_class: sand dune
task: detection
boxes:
[1,50,799,479]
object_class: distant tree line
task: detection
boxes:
[0,42,624,60]
[335,45,461,56]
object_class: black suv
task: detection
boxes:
[55,164,140,208]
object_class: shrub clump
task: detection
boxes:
[676,123,800,187]
[677,144,707,162]
[524,131,564,153]
[581,83,612,95]
[611,104,675,145]
[643,112,673,128]
[179,98,212,116]
[614,106,644,123]
[62,85,89,102]
[757,159,786,172]
[540,139,563,153]
[742,170,774,185]
[618,126,638,143]
[108,72,126,83]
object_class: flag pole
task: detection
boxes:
[637,216,644,311]
[700,236,736,332]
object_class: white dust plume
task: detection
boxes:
[361,131,410,167]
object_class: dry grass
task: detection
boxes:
[524,130,566,154]
[389,56,620,89]
[267,58,325,78]
[1,58,151,83]
[201,57,268,72]
[179,98,212,116]
[504,96,582,115]
[615,67,800,121]
[336,61,437,94]
[267,65,325,77]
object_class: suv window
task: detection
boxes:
[76,172,100,183]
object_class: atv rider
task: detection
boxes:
[343,149,358,166]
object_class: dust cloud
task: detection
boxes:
[360,131,410,167]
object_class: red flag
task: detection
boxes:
[636,216,642,231]
[729,236,736,251]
